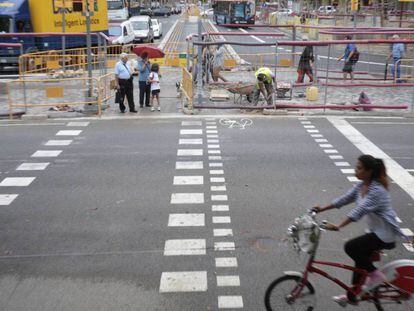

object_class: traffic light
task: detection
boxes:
[351,0,359,11]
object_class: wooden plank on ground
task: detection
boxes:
[210,89,229,101]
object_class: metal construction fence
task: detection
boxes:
[189,38,414,112]
[7,76,101,118]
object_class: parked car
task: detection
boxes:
[151,19,163,38]
[318,5,336,14]
[153,6,171,16]
[277,8,293,16]
[108,21,135,45]
[129,16,154,43]
[139,7,153,16]
[200,8,214,17]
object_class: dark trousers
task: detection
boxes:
[118,78,135,112]
[139,81,151,107]
[345,233,395,285]
[297,68,313,83]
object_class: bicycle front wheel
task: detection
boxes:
[264,275,316,311]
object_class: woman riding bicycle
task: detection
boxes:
[315,154,408,306]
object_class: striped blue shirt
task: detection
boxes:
[332,181,405,243]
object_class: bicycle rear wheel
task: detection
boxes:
[264,275,316,311]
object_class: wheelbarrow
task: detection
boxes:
[226,83,255,105]
[275,82,292,99]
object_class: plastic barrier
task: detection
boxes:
[181,67,193,109]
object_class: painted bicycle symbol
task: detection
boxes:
[219,118,253,130]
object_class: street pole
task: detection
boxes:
[84,0,93,98]
[323,44,331,113]
[61,2,66,71]
[196,17,203,107]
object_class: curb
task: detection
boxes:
[21,114,48,121]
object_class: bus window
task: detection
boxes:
[233,3,245,18]
[0,17,10,33]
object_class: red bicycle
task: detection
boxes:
[264,209,414,310]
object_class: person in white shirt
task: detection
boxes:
[148,63,161,112]
[114,53,137,113]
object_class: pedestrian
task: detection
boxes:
[387,34,404,83]
[202,42,214,83]
[253,67,275,106]
[314,155,411,307]
[148,63,161,111]
[114,53,137,113]
[212,44,228,82]
[338,35,357,81]
[296,35,314,83]
[137,52,151,108]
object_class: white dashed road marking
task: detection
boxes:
[0,177,36,187]
[164,239,206,256]
[16,163,49,171]
[180,129,203,135]
[170,193,204,204]
[173,176,204,185]
[214,242,236,251]
[179,138,203,145]
[217,276,241,287]
[212,204,229,211]
[216,257,238,267]
[31,150,62,157]
[0,194,18,205]
[218,296,244,309]
[176,161,203,169]
[177,149,203,156]
[45,140,73,146]
[214,229,233,236]
[66,122,89,127]
[159,271,208,293]
[56,130,82,136]
[168,213,205,227]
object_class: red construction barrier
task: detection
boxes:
[220,24,413,31]
[193,38,414,47]
[0,43,22,48]
[207,32,285,37]
[319,30,414,35]
[320,82,414,87]
[318,76,393,81]
[193,104,408,110]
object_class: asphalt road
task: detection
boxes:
[0,116,413,311]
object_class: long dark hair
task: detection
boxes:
[358,154,388,189]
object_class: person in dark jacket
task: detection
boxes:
[296,35,314,83]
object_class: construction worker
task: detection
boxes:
[253,67,275,106]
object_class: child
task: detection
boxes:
[148,63,161,112]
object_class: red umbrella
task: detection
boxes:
[132,45,165,59]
